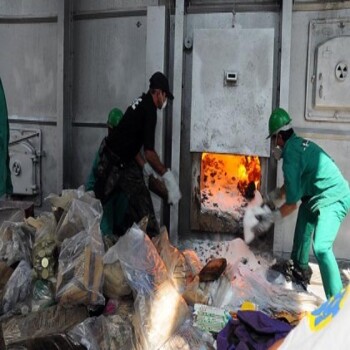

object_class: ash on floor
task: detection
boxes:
[178,237,350,302]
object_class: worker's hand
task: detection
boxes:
[86,190,95,198]
[162,170,182,205]
[264,188,282,210]
[143,162,157,187]
[253,205,282,235]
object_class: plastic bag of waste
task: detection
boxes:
[1,260,32,316]
[69,314,136,350]
[45,185,90,211]
[159,319,215,350]
[103,245,131,298]
[116,223,189,350]
[31,279,56,312]
[152,226,188,293]
[0,221,35,266]
[2,304,88,349]
[55,198,103,243]
[56,218,105,306]
[182,249,203,276]
[208,262,322,316]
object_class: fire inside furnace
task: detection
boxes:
[200,153,261,214]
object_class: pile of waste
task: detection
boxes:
[0,187,324,349]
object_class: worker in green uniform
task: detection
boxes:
[255,108,350,299]
[86,108,128,236]
[0,78,13,198]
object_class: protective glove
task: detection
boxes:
[264,187,282,210]
[86,190,95,198]
[143,162,157,187]
[252,204,282,235]
[162,170,182,205]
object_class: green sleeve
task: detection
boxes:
[0,78,13,196]
[85,152,99,192]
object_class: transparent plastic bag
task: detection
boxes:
[56,219,105,306]
[45,185,88,211]
[2,304,88,349]
[209,263,322,316]
[152,226,188,293]
[55,198,103,243]
[103,245,131,298]
[182,249,203,276]
[159,319,215,350]
[116,224,189,349]
[1,260,32,315]
[31,279,55,312]
[69,314,136,350]
[0,222,35,266]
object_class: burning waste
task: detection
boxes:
[200,153,261,214]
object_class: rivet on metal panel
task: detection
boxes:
[184,36,192,50]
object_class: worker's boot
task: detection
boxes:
[292,264,313,285]
[270,259,295,282]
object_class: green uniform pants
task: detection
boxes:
[291,194,350,299]
[101,191,128,236]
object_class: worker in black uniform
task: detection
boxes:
[94,72,181,237]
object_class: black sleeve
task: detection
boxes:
[143,109,157,151]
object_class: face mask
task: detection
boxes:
[272,145,283,160]
[161,97,168,110]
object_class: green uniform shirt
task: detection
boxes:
[282,133,350,212]
[0,78,13,196]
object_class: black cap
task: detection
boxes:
[149,72,174,100]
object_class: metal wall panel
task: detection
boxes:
[305,19,350,121]
[71,15,147,189]
[72,17,147,123]
[0,0,57,16]
[74,0,158,13]
[0,23,57,119]
[190,28,274,157]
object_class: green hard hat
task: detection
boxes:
[107,108,123,128]
[267,108,292,138]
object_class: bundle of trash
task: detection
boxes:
[0,186,324,350]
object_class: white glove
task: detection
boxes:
[86,190,95,198]
[143,162,157,186]
[252,204,282,235]
[162,170,182,205]
[264,187,282,209]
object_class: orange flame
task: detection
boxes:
[201,153,261,198]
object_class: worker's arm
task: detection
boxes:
[144,149,167,176]
[253,201,297,235]
[279,202,298,217]
[135,152,146,168]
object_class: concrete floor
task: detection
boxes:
[308,260,350,301]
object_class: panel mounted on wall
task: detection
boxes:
[305,19,350,121]
[8,128,42,205]
[190,28,274,157]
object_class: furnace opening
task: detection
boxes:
[200,152,261,215]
